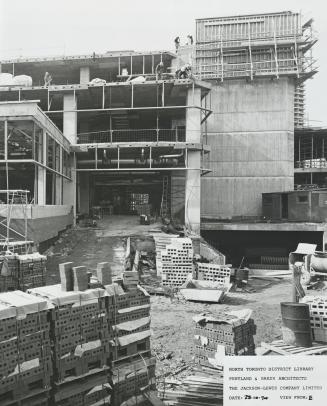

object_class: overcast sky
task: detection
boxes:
[0,0,326,125]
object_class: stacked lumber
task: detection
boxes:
[258,339,327,355]
[158,370,223,405]
[0,291,52,406]
[193,312,256,368]
[0,253,46,292]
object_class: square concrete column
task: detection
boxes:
[78,172,90,215]
[185,87,202,234]
[37,129,47,204]
[63,93,77,144]
[80,66,90,84]
[63,93,77,221]
[37,167,46,204]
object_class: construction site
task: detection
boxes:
[1,8,327,406]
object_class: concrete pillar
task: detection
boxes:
[37,129,47,205]
[80,66,90,85]
[63,155,76,220]
[63,93,77,144]
[63,93,77,221]
[185,87,202,234]
[322,231,327,252]
[78,172,90,214]
[37,167,46,204]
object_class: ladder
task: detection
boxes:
[160,176,169,219]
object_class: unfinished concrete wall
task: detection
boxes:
[170,172,185,224]
[78,172,90,214]
[0,210,73,244]
[202,78,294,219]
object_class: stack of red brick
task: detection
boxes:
[104,271,156,406]
[29,262,113,406]
[194,312,256,369]
[0,260,156,406]
[0,291,53,406]
[0,253,46,292]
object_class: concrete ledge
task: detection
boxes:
[200,221,327,232]
[0,204,73,219]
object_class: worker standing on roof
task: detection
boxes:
[187,35,194,45]
[44,72,52,86]
[155,61,164,80]
[174,36,180,53]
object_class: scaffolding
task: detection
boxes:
[195,11,317,82]
[0,189,33,254]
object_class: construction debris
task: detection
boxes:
[180,276,232,303]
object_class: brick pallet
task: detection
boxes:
[0,291,52,406]
[153,235,179,276]
[196,263,231,284]
[112,357,156,406]
[0,253,46,293]
[28,284,112,385]
[104,280,155,405]
[53,369,111,406]
[193,312,256,368]
[0,262,156,406]
[301,296,327,343]
[160,238,194,287]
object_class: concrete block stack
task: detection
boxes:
[0,291,53,406]
[28,263,113,406]
[105,278,155,405]
[0,255,18,292]
[161,238,193,286]
[301,296,327,343]
[153,234,179,276]
[0,253,46,293]
[196,263,231,284]
[193,312,256,369]
[128,193,149,212]
[0,261,157,406]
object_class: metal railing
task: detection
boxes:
[295,158,327,169]
[77,128,186,144]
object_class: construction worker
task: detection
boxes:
[44,72,52,86]
[155,61,164,80]
[174,36,180,53]
[187,34,194,45]
[175,64,192,79]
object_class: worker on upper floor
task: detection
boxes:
[155,61,164,80]
[187,35,194,45]
[175,63,192,79]
[174,36,180,53]
[44,72,52,86]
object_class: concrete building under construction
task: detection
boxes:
[0,10,323,262]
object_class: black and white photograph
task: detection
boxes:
[0,1,327,405]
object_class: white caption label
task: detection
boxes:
[224,356,327,406]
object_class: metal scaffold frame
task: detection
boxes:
[0,189,32,254]
[195,12,317,81]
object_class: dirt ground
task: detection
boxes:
[45,215,294,379]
